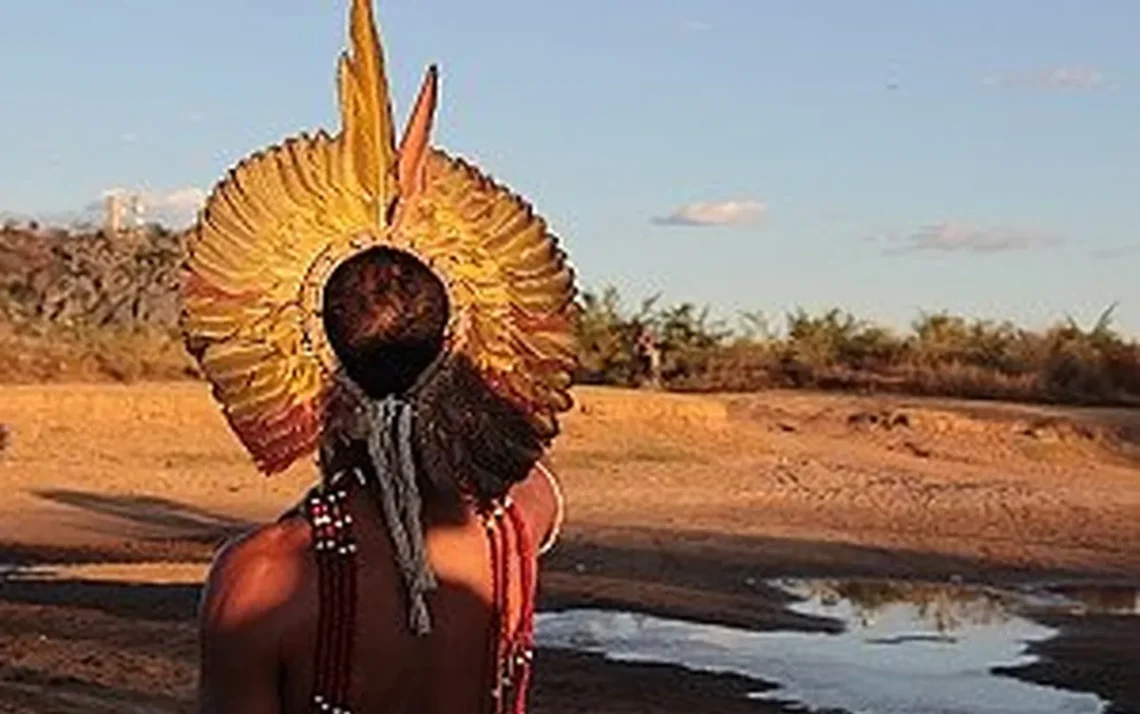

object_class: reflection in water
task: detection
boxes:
[536,578,1135,714]
[1043,584,1140,616]
[787,579,1015,633]
[2,561,1134,712]
[782,578,1139,631]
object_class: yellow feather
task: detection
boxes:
[338,0,398,226]
[183,2,579,475]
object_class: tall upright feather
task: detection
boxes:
[397,65,439,199]
[338,0,399,228]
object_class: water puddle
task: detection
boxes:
[1034,583,1140,616]
[537,579,1137,714]
[1,561,1133,712]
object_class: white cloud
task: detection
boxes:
[90,186,208,228]
[120,132,140,144]
[119,186,206,226]
[1042,66,1105,89]
[883,221,1062,255]
[652,199,766,227]
[983,66,1106,90]
[3,187,207,230]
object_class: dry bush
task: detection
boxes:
[578,288,1140,406]
[0,322,195,384]
[2,223,1138,407]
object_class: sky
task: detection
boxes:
[1,1,1138,336]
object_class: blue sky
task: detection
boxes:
[1,1,1138,335]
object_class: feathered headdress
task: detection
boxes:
[181,0,577,478]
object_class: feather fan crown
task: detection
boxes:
[181,0,577,475]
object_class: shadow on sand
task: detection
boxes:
[32,488,255,544]
[2,506,1138,713]
[0,574,822,714]
[0,665,192,714]
[0,577,200,622]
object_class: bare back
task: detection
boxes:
[198,467,560,714]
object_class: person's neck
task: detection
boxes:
[320,439,466,515]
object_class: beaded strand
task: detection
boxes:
[306,482,358,714]
[481,498,538,714]
[304,482,540,714]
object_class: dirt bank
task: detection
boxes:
[0,573,822,714]
[1,384,1138,711]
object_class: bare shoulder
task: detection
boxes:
[200,515,313,640]
[197,516,313,712]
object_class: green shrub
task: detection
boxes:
[572,287,1140,406]
[2,220,1138,407]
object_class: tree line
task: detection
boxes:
[575,286,1140,406]
[2,225,1138,405]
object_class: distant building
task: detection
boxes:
[104,193,124,234]
[129,194,146,230]
[103,192,146,235]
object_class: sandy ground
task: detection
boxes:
[1,383,1139,712]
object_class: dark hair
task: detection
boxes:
[319,246,546,505]
[320,353,547,506]
[321,246,449,398]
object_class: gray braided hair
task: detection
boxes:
[360,395,438,635]
[321,351,547,636]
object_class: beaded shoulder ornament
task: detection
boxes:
[295,464,555,714]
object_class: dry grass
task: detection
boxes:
[0,323,195,384]
[2,383,1139,714]
[577,289,1140,407]
[4,227,1137,407]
